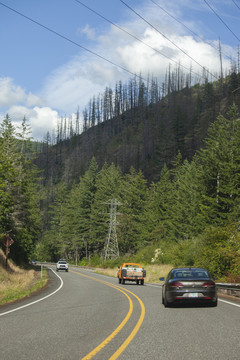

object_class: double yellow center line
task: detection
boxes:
[70,270,145,360]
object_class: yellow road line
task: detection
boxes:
[70,270,145,360]
[109,289,145,360]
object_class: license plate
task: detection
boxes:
[189,293,198,298]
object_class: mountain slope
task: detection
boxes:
[36,75,240,185]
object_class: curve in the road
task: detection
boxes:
[70,270,146,360]
[0,268,63,317]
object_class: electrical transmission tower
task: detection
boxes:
[104,199,121,261]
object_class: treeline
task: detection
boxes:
[0,116,41,263]
[38,104,240,280]
[36,70,240,188]
[42,65,236,146]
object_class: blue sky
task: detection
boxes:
[0,0,239,140]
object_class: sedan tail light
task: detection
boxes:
[202,281,215,288]
[170,281,184,288]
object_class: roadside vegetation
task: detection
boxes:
[0,250,48,306]
[95,264,173,283]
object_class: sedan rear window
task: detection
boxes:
[172,269,209,279]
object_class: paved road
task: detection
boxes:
[0,267,239,360]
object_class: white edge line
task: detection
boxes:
[219,298,240,308]
[0,267,63,317]
[147,284,240,308]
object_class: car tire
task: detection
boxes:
[164,296,170,308]
[210,299,218,307]
[141,279,144,285]
[122,279,125,284]
[118,277,121,284]
[136,280,139,285]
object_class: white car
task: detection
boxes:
[56,260,69,272]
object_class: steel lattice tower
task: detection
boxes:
[104,199,121,260]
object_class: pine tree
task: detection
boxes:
[118,167,147,253]
[198,104,240,225]
[62,157,99,261]
[0,115,41,262]
[143,164,173,244]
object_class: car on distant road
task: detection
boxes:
[56,260,69,272]
[160,267,217,307]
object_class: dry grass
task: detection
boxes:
[95,263,173,283]
[0,249,48,306]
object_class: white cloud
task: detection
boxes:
[28,107,59,140]
[40,54,120,114]
[26,92,43,107]
[39,1,233,119]
[0,77,59,140]
[79,24,96,40]
[8,106,58,140]
[0,77,26,107]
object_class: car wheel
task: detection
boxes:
[210,299,218,307]
[122,279,125,284]
[136,280,139,285]
[163,295,170,308]
[118,277,121,284]
[141,279,144,285]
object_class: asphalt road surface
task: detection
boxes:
[0,266,239,360]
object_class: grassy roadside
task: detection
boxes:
[95,264,173,283]
[0,250,48,306]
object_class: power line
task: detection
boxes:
[120,0,218,79]
[203,0,240,42]
[0,1,146,81]
[232,0,240,11]
[73,0,200,77]
[149,0,232,61]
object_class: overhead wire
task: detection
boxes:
[0,1,147,81]
[120,0,218,79]
[232,0,240,11]
[73,0,200,77]
[149,0,232,61]
[203,0,240,42]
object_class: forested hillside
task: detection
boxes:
[1,72,240,280]
[36,71,240,184]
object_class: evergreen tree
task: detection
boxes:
[143,164,174,244]
[0,115,41,262]
[198,104,240,225]
[169,157,205,240]
[119,167,147,253]
[62,157,99,261]
[45,182,69,260]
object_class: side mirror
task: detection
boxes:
[159,277,165,281]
